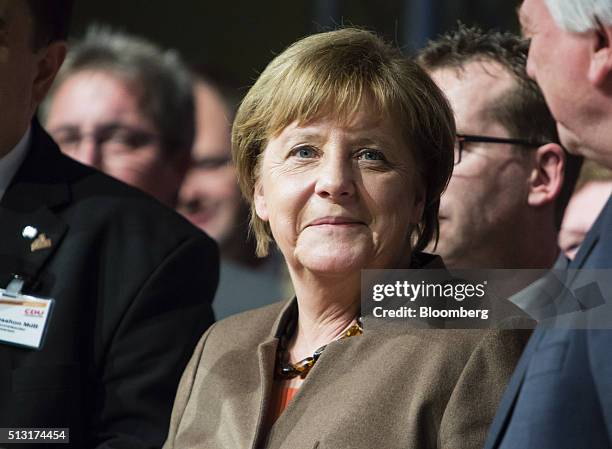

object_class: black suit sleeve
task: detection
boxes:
[91,234,218,449]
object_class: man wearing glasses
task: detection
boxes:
[418,25,580,270]
[44,26,193,208]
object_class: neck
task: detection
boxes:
[0,134,22,160]
[573,109,612,169]
[0,121,30,160]
[514,210,560,269]
[287,268,361,361]
[447,215,560,269]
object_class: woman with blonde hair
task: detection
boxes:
[163,28,528,449]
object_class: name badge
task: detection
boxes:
[0,290,54,350]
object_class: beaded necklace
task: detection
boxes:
[275,317,363,380]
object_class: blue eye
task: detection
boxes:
[292,146,317,158]
[358,149,385,161]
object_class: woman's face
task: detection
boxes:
[254,103,425,276]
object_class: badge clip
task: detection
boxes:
[4,275,25,298]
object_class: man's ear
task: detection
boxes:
[527,143,564,207]
[588,22,612,87]
[32,41,67,111]
[253,180,269,221]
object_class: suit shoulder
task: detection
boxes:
[58,154,212,244]
[379,327,530,363]
[62,153,165,206]
[435,328,530,352]
[436,329,531,371]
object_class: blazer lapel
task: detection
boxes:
[250,339,278,449]
[248,299,296,449]
[0,120,70,294]
[0,207,67,293]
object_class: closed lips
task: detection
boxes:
[306,217,364,227]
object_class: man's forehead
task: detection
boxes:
[432,61,517,139]
[435,61,516,108]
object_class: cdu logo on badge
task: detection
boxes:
[25,308,45,317]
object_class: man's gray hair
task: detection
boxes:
[45,25,195,157]
[545,0,612,32]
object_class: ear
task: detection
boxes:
[253,180,269,221]
[31,41,67,110]
[527,143,564,207]
[588,22,612,87]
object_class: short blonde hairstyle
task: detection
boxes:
[233,28,455,257]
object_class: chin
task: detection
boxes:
[301,258,367,276]
[211,221,238,246]
[557,123,585,155]
[294,242,372,275]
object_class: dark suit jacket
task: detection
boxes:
[163,298,530,449]
[0,122,218,448]
[485,196,612,449]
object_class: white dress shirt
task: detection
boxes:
[0,126,31,202]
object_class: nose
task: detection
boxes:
[73,135,103,169]
[177,172,202,210]
[314,153,356,201]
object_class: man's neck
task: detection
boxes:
[0,123,31,160]
[0,125,32,201]
[489,213,560,269]
[0,144,13,160]
[446,227,560,270]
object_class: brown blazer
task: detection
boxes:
[163,299,530,449]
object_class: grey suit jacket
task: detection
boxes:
[164,299,530,449]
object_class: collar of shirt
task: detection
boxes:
[0,126,31,202]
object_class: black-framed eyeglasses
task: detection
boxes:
[454,134,549,165]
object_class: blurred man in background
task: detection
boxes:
[418,25,580,270]
[178,73,286,318]
[43,26,194,207]
[179,75,241,248]
[0,3,217,447]
[485,1,612,448]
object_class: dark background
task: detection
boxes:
[71,0,522,94]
